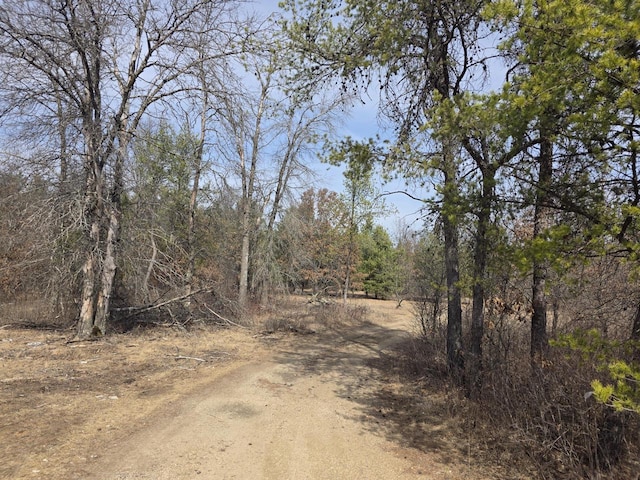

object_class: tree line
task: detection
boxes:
[278,0,640,473]
[280,0,640,392]
[0,0,429,333]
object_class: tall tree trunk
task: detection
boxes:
[76,110,128,338]
[53,91,72,318]
[343,250,352,304]
[267,146,295,233]
[56,93,69,194]
[77,133,104,338]
[237,71,269,311]
[443,161,464,378]
[92,122,127,335]
[531,135,553,365]
[630,301,640,363]
[77,250,98,337]
[259,126,303,304]
[343,189,357,304]
[185,87,207,311]
[238,208,251,309]
[468,165,495,398]
[632,302,640,342]
[94,209,119,334]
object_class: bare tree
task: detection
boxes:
[0,0,243,337]
[213,33,343,311]
[175,2,252,312]
[213,60,269,310]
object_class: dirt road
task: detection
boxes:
[80,302,470,480]
[2,299,520,479]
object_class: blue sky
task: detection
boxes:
[249,1,512,238]
[337,101,431,235]
[250,0,430,236]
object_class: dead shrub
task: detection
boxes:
[261,313,313,333]
[310,301,369,327]
[401,335,451,390]
[259,295,318,333]
[0,296,71,329]
[407,303,640,479]
[481,340,639,479]
[411,298,445,339]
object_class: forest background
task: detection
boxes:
[0,0,639,477]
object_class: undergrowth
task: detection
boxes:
[407,309,640,480]
[260,296,370,334]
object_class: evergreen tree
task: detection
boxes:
[358,224,396,299]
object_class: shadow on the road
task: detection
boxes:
[271,317,468,466]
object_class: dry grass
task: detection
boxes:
[0,323,261,479]
[3,294,638,480]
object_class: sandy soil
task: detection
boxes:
[1,298,528,479]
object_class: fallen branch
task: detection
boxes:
[172,355,206,362]
[112,288,211,318]
[203,305,247,329]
